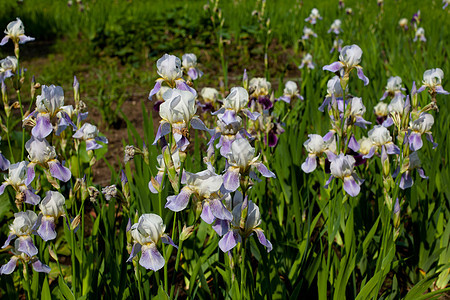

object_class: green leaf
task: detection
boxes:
[58,276,75,300]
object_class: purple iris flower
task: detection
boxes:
[0,240,50,275]
[0,161,40,205]
[408,113,437,151]
[0,18,34,46]
[2,211,39,258]
[393,152,428,189]
[416,68,449,95]
[36,191,66,241]
[127,214,177,271]
[324,154,364,197]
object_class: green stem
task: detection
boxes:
[16,90,25,161]
[240,238,247,298]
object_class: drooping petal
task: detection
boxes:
[0,154,10,171]
[254,162,275,178]
[0,36,10,46]
[399,171,413,190]
[31,259,51,273]
[165,187,193,212]
[85,139,102,151]
[354,116,371,129]
[362,146,376,159]
[200,202,215,224]
[24,189,40,205]
[220,110,238,125]
[425,133,438,149]
[187,68,198,80]
[174,133,190,151]
[37,218,57,241]
[382,117,394,127]
[25,165,35,186]
[0,256,18,275]
[2,234,16,248]
[356,67,369,86]
[126,243,142,262]
[301,155,317,173]
[408,133,423,151]
[417,168,428,179]
[435,86,449,95]
[190,117,215,136]
[380,91,388,101]
[48,160,72,182]
[343,176,361,197]
[324,176,334,189]
[175,81,197,97]
[219,138,233,157]
[18,35,35,44]
[223,167,240,192]
[323,61,343,73]
[32,115,53,139]
[242,109,261,121]
[209,199,233,221]
[17,236,38,258]
[416,85,426,93]
[254,228,273,252]
[219,230,241,253]
[0,184,6,195]
[348,135,360,152]
[152,122,171,145]
[161,234,178,249]
[212,219,229,236]
[148,80,162,100]
[277,95,291,103]
[139,244,165,271]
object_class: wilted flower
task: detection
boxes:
[25,136,71,183]
[30,85,75,139]
[182,53,203,81]
[73,123,108,151]
[213,87,260,126]
[328,19,342,35]
[305,8,322,24]
[298,53,315,70]
[153,88,211,151]
[408,113,437,151]
[223,138,275,192]
[0,18,35,46]
[364,125,400,159]
[417,68,449,95]
[399,18,408,30]
[325,154,363,197]
[0,161,40,205]
[413,27,426,42]
[301,134,336,173]
[2,211,38,258]
[0,240,50,275]
[148,54,195,99]
[302,26,317,40]
[380,76,406,100]
[278,81,303,103]
[37,191,66,241]
[219,200,272,252]
[127,214,177,271]
[323,44,369,86]
[102,185,117,201]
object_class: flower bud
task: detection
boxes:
[180,224,194,241]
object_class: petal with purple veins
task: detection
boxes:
[362,146,376,159]
[356,67,369,86]
[255,162,276,178]
[37,218,57,241]
[417,168,428,179]
[323,61,343,73]
[209,199,233,221]
[219,230,241,253]
[148,80,162,100]
[0,184,6,196]
[48,160,72,182]
[223,167,240,192]
[277,95,291,103]
[187,68,198,80]
[32,115,53,139]
[408,132,423,151]
[416,85,426,93]
[0,36,10,46]
[152,122,171,145]
[0,256,18,275]
[399,171,413,190]
[425,133,438,149]
[0,154,10,171]
[165,187,193,212]
[31,259,51,273]
[126,243,142,262]
[86,139,102,151]
[348,135,360,152]
[24,189,40,205]
[242,109,261,121]
[139,244,165,271]
[2,234,16,248]
[324,176,334,189]
[161,234,178,249]
[200,202,215,224]
[435,86,449,95]
[382,117,394,127]
[212,219,229,237]
[343,176,361,197]
[301,155,317,173]
[17,236,38,258]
